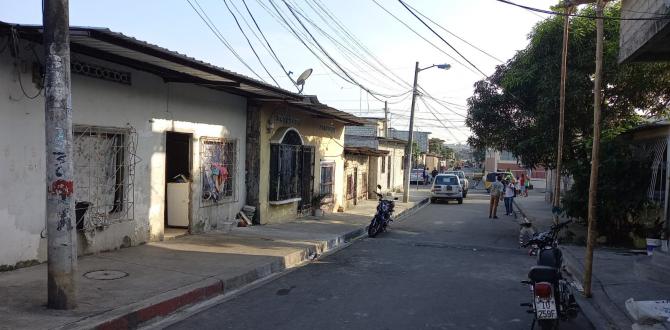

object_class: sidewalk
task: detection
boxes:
[0,196,429,330]
[514,191,670,330]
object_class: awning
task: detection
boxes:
[344,147,389,157]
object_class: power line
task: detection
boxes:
[398,0,487,77]
[278,0,410,100]
[239,0,298,90]
[370,0,480,77]
[286,0,411,93]
[401,1,504,64]
[497,0,670,21]
[184,0,267,82]
[221,0,281,87]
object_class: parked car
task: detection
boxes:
[444,170,469,198]
[410,169,426,184]
[430,174,463,204]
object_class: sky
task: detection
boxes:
[0,0,559,144]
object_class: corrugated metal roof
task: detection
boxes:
[0,21,365,125]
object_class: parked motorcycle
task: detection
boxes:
[520,220,578,330]
[367,185,396,237]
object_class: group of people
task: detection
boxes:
[488,173,530,219]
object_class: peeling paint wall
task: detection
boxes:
[0,42,246,268]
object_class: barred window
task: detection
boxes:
[200,137,237,205]
[320,162,335,199]
[73,125,137,231]
[269,130,314,204]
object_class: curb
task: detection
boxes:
[63,197,429,330]
[561,247,631,330]
[513,198,627,330]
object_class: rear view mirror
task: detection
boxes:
[377,185,382,189]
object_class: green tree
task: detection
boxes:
[466,2,670,169]
[465,2,670,244]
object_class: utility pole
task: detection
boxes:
[44,0,77,309]
[383,101,389,138]
[584,0,605,298]
[402,61,420,203]
[552,4,572,225]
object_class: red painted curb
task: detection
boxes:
[95,281,224,330]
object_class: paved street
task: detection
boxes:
[166,191,593,330]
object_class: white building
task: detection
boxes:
[0,22,353,269]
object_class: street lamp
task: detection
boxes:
[402,62,450,203]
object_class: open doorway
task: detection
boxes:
[165,132,192,237]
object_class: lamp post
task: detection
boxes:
[402,62,450,203]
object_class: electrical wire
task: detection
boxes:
[222,0,281,87]
[278,0,410,100]
[370,0,480,77]
[185,0,267,82]
[496,0,670,21]
[398,0,487,77]
[9,28,42,99]
[401,1,504,64]
[240,0,298,91]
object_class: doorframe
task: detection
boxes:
[164,131,194,232]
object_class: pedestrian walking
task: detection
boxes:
[423,168,429,185]
[524,175,530,197]
[519,173,526,198]
[504,179,515,216]
[489,175,504,219]
[431,168,439,181]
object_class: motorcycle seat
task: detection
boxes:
[528,265,559,282]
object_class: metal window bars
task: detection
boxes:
[73,125,137,233]
[200,137,238,206]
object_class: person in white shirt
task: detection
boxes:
[504,179,516,216]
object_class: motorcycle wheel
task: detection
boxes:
[368,217,381,237]
[537,319,558,330]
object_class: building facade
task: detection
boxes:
[345,118,407,195]
[0,22,363,269]
[245,99,363,224]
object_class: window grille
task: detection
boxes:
[320,162,334,199]
[73,125,137,231]
[200,137,237,206]
[269,144,314,203]
[361,172,368,198]
[381,156,386,173]
[346,173,354,200]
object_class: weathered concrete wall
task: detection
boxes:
[620,0,670,62]
[343,154,369,209]
[377,142,406,193]
[0,42,247,268]
[256,104,346,224]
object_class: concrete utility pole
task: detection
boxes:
[402,61,420,203]
[44,0,77,309]
[552,4,572,225]
[383,101,389,138]
[584,0,605,298]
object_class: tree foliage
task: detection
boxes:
[428,138,454,159]
[466,2,670,169]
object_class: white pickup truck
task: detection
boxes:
[444,171,469,198]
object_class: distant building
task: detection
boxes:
[484,149,545,179]
[388,129,430,153]
[345,118,407,195]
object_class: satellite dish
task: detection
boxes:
[295,68,313,93]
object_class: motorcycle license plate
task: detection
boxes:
[534,296,557,320]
